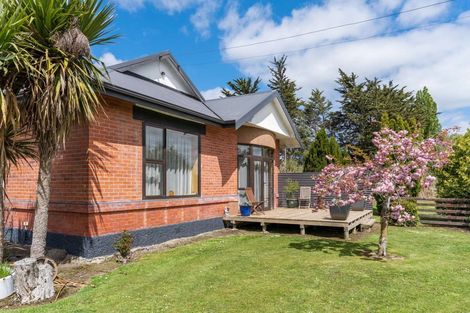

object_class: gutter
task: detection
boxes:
[103,83,232,127]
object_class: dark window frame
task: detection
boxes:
[237,144,274,209]
[143,122,201,200]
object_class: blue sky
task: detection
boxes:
[95,0,470,131]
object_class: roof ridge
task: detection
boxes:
[108,51,170,70]
[205,90,274,102]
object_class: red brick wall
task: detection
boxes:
[201,125,238,196]
[7,123,90,235]
[88,96,143,202]
[6,95,239,238]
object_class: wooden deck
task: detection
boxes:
[223,208,374,239]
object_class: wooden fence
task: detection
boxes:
[406,197,470,227]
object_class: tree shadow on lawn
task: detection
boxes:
[289,239,377,258]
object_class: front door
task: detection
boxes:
[238,145,274,209]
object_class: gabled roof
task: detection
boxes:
[205,91,273,127]
[102,51,301,148]
[103,69,223,123]
[109,51,205,101]
[206,91,301,148]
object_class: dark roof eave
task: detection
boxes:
[103,83,225,127]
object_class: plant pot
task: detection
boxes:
[329,204,351,220]
[240,205,251,216]
[351,200,366,211]
[0,272,15,300]
[286,199,299,208]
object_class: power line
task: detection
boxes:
[184,16,468,67]
[181,0,453,56]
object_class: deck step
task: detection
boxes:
[361,218,375,229]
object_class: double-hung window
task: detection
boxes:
[144,125,199,198]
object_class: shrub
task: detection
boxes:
[436,130,470,198]
[390,200,419,227]
[283,179,299,199]
[113,231,134,259]
[0,264,11,279]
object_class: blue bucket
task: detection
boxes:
[240,205,251,216]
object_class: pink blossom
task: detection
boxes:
[313,128,453,220]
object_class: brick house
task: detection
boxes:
[6,52,300,258]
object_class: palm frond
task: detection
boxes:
[18,0,117,156]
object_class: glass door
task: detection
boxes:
[237,145,274,210]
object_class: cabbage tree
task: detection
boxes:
[0,2,36,261]
[18,0,117,257]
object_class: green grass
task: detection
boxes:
[0,264,10,279]
[9,226,470,313]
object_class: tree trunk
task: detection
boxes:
[14,257,55,304]
[0,166,4,263]
[30,154,52,258]
[377,197,390,257]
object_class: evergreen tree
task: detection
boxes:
[303,129,346,172]
[302,89,333,145]
[331,69,417,158]
[221,77,262,97]
[380,112,420,135]
[267,55,304,165]
[267,55,302,121]
[415,87,441,138]
[437,129,470,198]
[305,89,333,131]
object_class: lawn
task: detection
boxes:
[10,226,470,313]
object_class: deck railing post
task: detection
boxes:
[261,222,268,233]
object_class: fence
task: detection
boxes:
[278,172,372,209]
[278,172,317,208]
[406,197,470,227]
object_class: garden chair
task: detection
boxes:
[245,187,265,215]
[299,186,311,209]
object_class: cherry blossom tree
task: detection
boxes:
[313,128,453,257]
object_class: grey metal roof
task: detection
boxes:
[205,91,274,125]
[103,69,223,122]
[109,51,205,101]
[101,51,300,147]
[206,91,302,147]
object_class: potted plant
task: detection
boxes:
[239,201,251,216]
[329,202,352,220]
[284,179,300,208]
[0,264,15,300]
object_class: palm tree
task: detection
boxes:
[0,2,36,261]
[18,0,117,257]
[221,77,262,97]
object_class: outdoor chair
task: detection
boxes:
[245,187,265,215]
[299,186,311,209]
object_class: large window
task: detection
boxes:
[144,125,199,198]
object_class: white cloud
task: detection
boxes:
[201,87,223,99]
[112,0,146,12]
[113,0,222,38]
[217,1,470,116]
[397,0,450,26]
[373,0,404,11]
[99,52,124,66]
[440,110,470,133]
[190,0,221,38]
